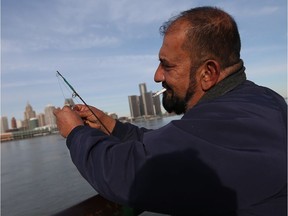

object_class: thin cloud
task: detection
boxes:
[2,79,57,88]
[1,0,287,121]
[217,1,281,18]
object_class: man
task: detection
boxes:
[54,6,287,216]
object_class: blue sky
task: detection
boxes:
[1,0,287,122]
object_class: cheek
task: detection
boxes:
[165,79,189,98]
[164,66,191,97]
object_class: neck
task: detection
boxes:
[217,60,244,83]
[198,60,246,104]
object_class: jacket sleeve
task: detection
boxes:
[111,120,152,142]
[66,123,150,205]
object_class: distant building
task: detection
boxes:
[108,113,118,119]
[128,83,162,118]
[24,102,36,129]
[11,117,17,129]
[139,83,154,116]
[153,94,162,116]
[144,91,155,116]
[29,118,39,129]
[24,102,36,120]
[37,113,46,127]
[16,120,23,129]
[64,98,75,107]
[44,105,56,126]
[128,95,141,118]
[1,116,9,133]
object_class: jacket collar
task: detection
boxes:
[198,60,247,104]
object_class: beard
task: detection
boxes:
[162,67,198,114]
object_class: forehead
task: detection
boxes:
[159,22,189,61]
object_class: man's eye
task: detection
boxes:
[161,63,173,70]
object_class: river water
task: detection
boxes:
[1,116,181,216]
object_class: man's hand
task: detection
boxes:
[73,104,116,135]
[53,106,84,138]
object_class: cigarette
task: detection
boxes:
[153,88,167,97]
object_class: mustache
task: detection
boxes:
[162,82,171,90]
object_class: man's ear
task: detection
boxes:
[200,60,221,91]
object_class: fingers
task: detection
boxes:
[73,104,87,111]
[53,106,72,115]
[64,104,104,129]
[75,105,98,119]
[83,120,102,129]
[53,105,84,138]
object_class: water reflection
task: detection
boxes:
[1,115,182,216]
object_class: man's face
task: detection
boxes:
[154,25,200,114]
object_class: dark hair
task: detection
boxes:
[160,6,241,68]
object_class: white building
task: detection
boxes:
[44,105,57,127]
[1,116,9,133]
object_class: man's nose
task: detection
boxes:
[154,64,165,83]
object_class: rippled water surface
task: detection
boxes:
[2,116,180,216]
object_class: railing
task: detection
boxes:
[53,194,143,216]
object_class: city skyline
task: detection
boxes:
[1,97,75,131]
[2,0,287,122]
[1,82,164,131]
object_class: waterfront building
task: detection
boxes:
[144,91,155,116]
[44,105,57,127]
[37,113,46,127]
[153,94,162,116]
[16,120,23,129]
[108,113,118,119]
[139,83,148,116]
[139,83,155,116]
[128,95,141,118]
[24,102,36,129]
[11,117,17,129]
[29,118,39,129]
[1,116,9,133]
[64,98,75,107]
[128,83,163,118]
[24,102,36,120]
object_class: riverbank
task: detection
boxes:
[0,127,59,142]
[1,114,179,142]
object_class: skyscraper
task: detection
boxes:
[37,113,46,127]
[24,102,36,120]
[144,91,155,116]
[153,94,162,116]
[139,83,155,117]
[64,98,75,107]
[139,83,148,116]
[11,117,17,129]
[44,105,57,127]
[128,95,141,118]
[128,83,162,118]
[24,102,36,129]
[1,116,9,133]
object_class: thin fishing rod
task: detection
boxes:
[56,71,111,135]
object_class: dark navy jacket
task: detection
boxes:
[66,78,287,215]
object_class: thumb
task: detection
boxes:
[84,120,102,129]
[76,109,93,119]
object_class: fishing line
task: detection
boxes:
[57,75,81,105]
[56,71,111,135]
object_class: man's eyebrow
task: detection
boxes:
[159,57,169,64]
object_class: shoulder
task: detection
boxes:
[175,80,287,139]
[189,80,287,119]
